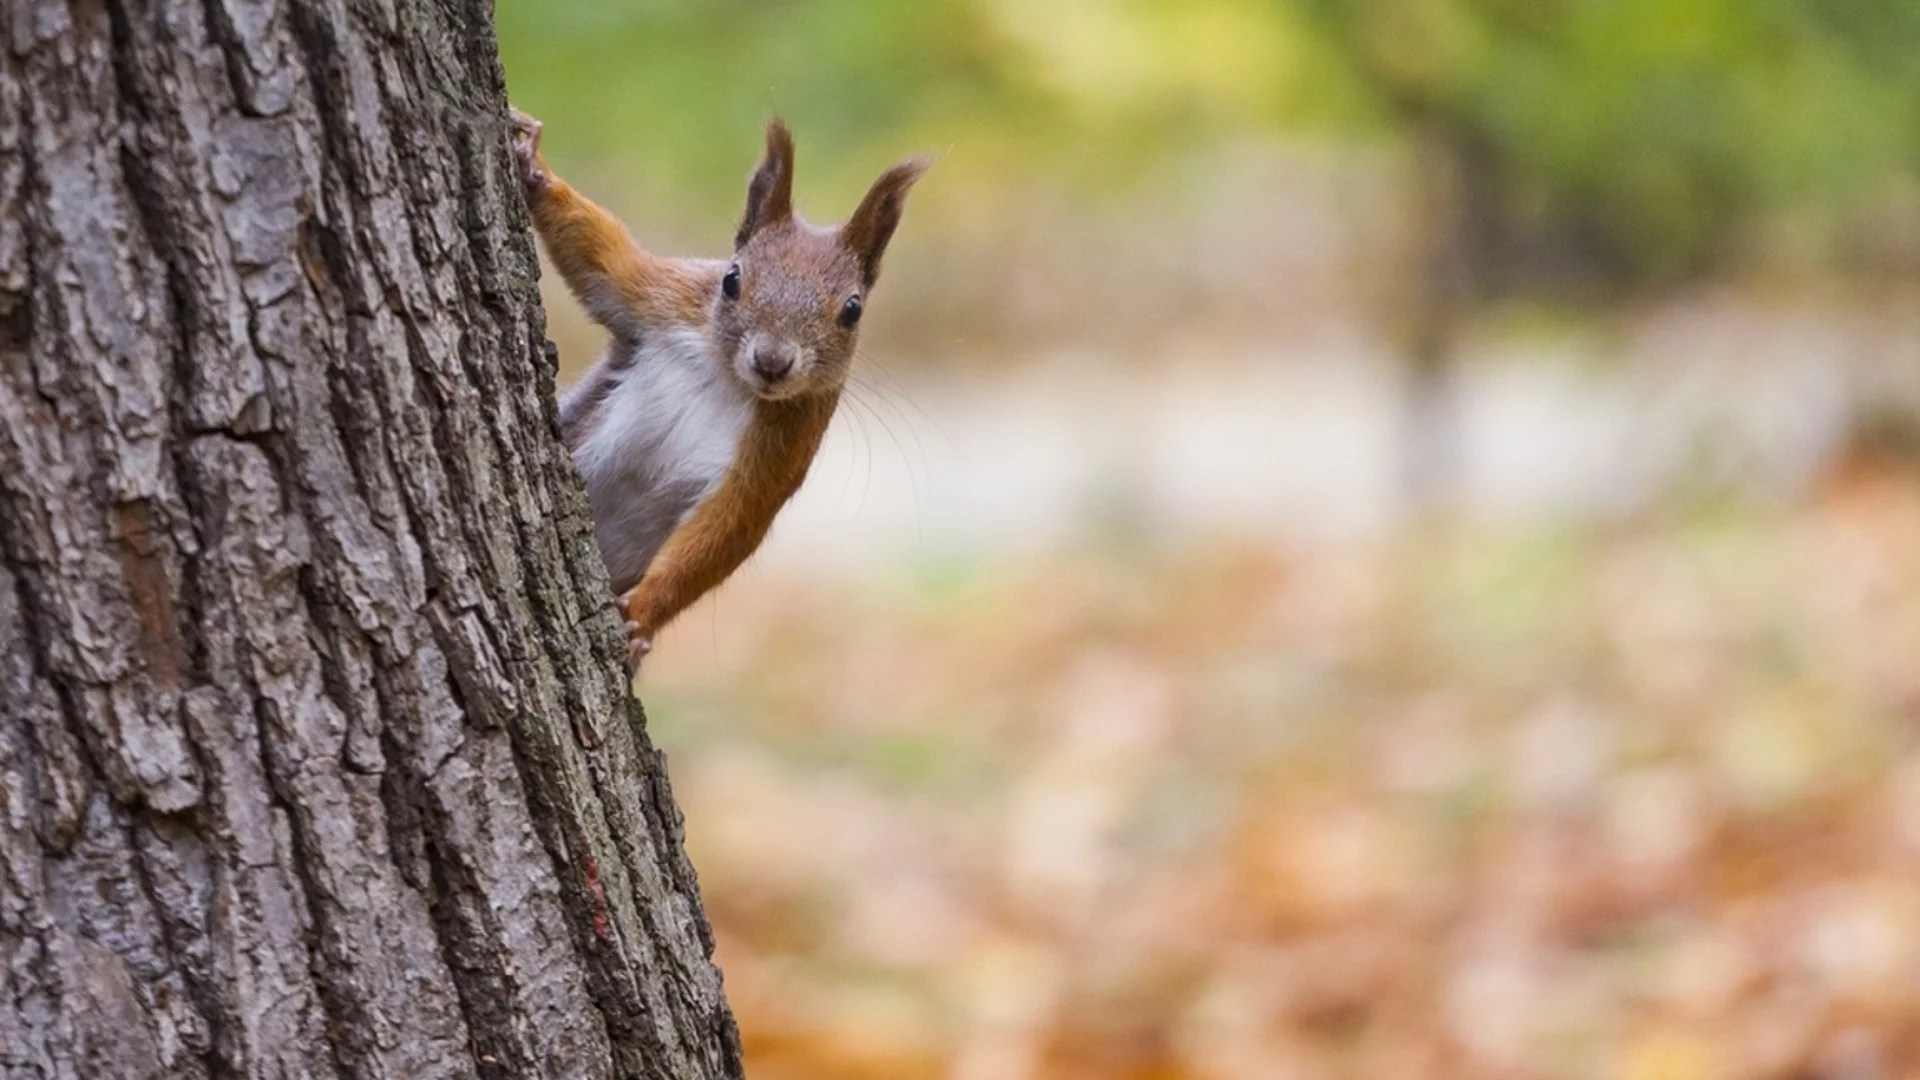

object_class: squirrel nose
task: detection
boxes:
[751,346,794,382]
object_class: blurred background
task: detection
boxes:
[499,2,1920,1076]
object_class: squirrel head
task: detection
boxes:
[712,120,929,402]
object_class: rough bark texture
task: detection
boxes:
[0,0,743,1076]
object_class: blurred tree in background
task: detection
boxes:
[1288,0,1920,499]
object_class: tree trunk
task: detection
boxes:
[1398,116,1492,514]
[0,1,742,1077]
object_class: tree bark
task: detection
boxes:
[0,1,743,1077]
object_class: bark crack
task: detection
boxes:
[244,691,360,1080]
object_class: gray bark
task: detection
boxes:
[0,1,743,1077]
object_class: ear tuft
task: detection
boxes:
[840,155,930,288]
[735,118,796,248]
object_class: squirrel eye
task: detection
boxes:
[838,295,863,328]
[722,265,742,300]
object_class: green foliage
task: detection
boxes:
[499,0,1920,286]
[497,0,1360,212]
[1300,0,1920,281]
[498,0,1030,221]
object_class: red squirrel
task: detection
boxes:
[509,107,928,666]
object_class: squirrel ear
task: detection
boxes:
[840,156,930,288]
[735,119,795,248]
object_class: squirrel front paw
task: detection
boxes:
[623,620,653,675]
[617,587,655,676]
[508,106,548,199]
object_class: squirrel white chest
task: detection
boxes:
[565,328,755,591]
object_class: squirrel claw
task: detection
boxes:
[623,620,653,676]
[507,106,547,197]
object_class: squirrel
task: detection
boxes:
[509,107,928,667]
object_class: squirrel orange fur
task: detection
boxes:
[509,107,928,667]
